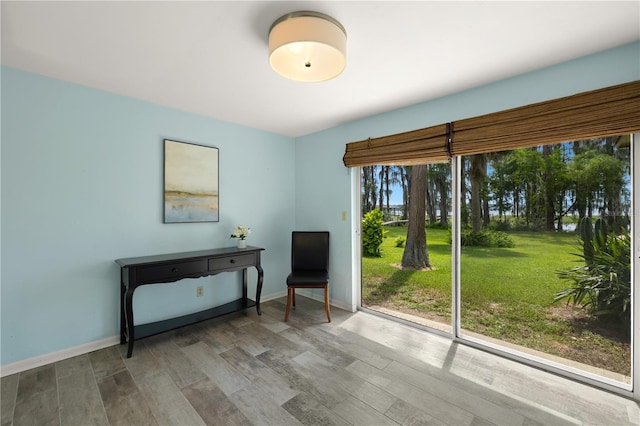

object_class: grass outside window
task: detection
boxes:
[361,225,631,377]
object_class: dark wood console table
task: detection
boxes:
[115,246,264,358]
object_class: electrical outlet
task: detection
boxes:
[196,286,204,297]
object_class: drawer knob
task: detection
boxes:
[230,259,236,264]
[172,267,179,272]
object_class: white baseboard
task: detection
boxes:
[1,335,120,377]
[261,291,287,301]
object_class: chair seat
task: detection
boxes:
[287,271,329,286]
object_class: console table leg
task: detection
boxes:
[256,265,264,315]
[120,278,127,345]
[125,288,135,358]
[242,268,248,300]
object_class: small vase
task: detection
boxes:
[237,239,247,249]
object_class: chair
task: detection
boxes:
[284,231,331,322]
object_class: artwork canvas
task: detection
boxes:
[164,139,219,223]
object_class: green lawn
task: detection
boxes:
[362,225,630,377]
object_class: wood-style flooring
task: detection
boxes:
[2,296,639,426]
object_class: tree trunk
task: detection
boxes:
[438,177,448,227]
[362,166,374,213]
[460,160,469,227]
[402,165,430,268]
[384,166,390,211]
[542,145,556,231]
[470,155,486,233]
[402,167,410,219]
[471,184,481,231]
[370,166,378,211]
[378,166,384,212]
[545,192,556,231]
[426,170,437,223]
[482,196,490,227]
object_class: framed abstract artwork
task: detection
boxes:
[163,139,219,223]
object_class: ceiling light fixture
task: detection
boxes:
[268,11,347,82]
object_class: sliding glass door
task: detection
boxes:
[360,164,452,334]
[457,138,631,385]
[359,135,635,393]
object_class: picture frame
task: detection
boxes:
[163,139,219,223]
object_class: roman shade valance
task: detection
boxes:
[343,80,640,167]
[342,124,450,167]
[451,80,640,156]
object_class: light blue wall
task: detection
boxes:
[1,67,295,365]
[294,41,640,310]
[2,41,638,367]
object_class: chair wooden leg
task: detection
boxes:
[292,288,296,307]
[324,286,331,323]
[284,287,293,322]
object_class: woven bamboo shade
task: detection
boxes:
[342,124,450,167]
[452,81,640,156]
[343,81,640,167]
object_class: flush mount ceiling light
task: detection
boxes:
[268,11,347,82]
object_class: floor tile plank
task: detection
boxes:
[97,370,158,426]
[293,350,397,414]
[121,343,163,381]
[13,366,59,426]
[384,399,445,426]
[216,322,269,356]
[167,324,204,348]
[385,379,476,426]
[58,368,109,426]
[89,346,127,379]
[1,373,19,426]
[280,327,357,369]
[282,392,351,426]
[134,370,205,425]
[181,341,251,395]
[384,360,526,426]
[240,319,306,359]
[181,378,252,426]
[219,346,299,405]
[308,326,393,370]
[56,354,92,379]
[193,321,235,354]
[12,388,59,426]
[144,334,207,388]
[228,385,302,425]
[256,349,351,409]
[331,395,399,425]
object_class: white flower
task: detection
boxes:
[230,224,251,240]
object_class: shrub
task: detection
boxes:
[487,220,511,232]
[362,209,387,256]
[556,218,631,327]
[460,229,515,248]
[395,236,405,248]
[510,218,539,231]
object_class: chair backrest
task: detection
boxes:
[291,231,329,272]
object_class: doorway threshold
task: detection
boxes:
[363,304,630,385]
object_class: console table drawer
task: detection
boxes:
[208,253,256,271]
[137,259,207,283]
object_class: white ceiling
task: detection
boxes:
[2,1,639,137]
